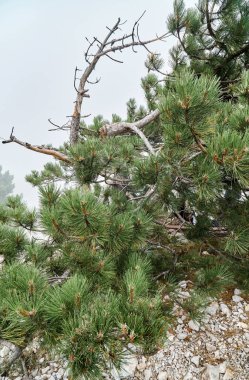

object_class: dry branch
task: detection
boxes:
[69,13,168,144]
[2,128,71,163]
[100,108,161,137]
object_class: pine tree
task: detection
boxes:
[1,1,249,378]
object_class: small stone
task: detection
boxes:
[201,250,210,256]
[158,372,168,380]
[219,361,227,374]
[237,322,248,329]
[232,295,243,303]
[56,368,65,379]
[0,255,5,263]
[206,343,216,352]
[244,332,249,340]
[223,368,234,380]
[214,350,221,359]
[42,366,50,374]
[191,355,200,367]
[188,320,200,332]
[48,377,55,380]
[177,332,188,340]
[245,304,249,312]
[144,368,153,380]
[0,345,10,358]
[137,362,146,371]
[39,357,45,363]
[234,288,241,295]
[206,302,219,316]
[167,333,175,342]
[183,372,194,380]
[178,291,191,299]
[179,280,188,288]
[220,303,231,317]
[203,364,220,380]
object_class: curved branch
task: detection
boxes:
[99,108,161,137]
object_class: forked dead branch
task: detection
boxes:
[2,13,167,156]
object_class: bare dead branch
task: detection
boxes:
[128,124,155,154]
[69,14,169,144]
[48,118,70,132]
[2,128,71,163]
[99,108,160,137]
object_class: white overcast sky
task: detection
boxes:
[0,0,195,206]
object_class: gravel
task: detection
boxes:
[1,287,248,380]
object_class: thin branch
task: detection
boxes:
[2,128,71,163]
[128,124,155,154]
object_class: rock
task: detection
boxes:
[179,280,188,288]
[220,303,231,317]
[237,322,248,329]
[0,255,5,263]
[144,368,153,380]
[206,302,219,316]
[109,366,120,380]
[42,366,51,374]
[158,372,168,380]
[56,368,65,379]
[32,369,39,376]
[177,332,188,340]
[178,291,191,299]
[191,355,200,367]
[137,362,146,371]
[188,320,200,331]
[183,372,194,380]
[245,304,249,312]
[223,368,234,380]
[0,345,10,358]
[206,343,216,352]
[219,361,227,374]
[119,355,138,378]
[232,295,243,303]
[202,364,220,380]
[234,288,241,295]
[48,377,55,380]
[39,357,45,363]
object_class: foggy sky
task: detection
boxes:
[0,0,195,207]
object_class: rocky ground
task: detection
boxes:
[1,285,248,380]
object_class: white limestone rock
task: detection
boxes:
[206,302,219,316]
[220,303,231,317]
[188,320,200,331]
[232,295,243,303]
[191,355,200,367]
